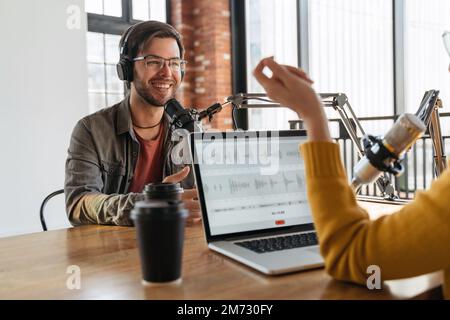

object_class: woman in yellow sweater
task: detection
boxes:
[253,57,450,299]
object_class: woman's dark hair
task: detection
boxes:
[119,20,185,59]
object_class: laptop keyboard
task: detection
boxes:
[235,232,318,254]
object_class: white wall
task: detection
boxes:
[0,0,89,237]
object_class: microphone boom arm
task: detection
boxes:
[424,96,446,177]
[227,92,397,199]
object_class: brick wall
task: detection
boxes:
[171,0,233,130]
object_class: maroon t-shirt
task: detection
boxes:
[128,123,165,193]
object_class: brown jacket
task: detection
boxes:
[64,96,195,226]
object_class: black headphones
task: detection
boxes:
[116,22,185,82]
[116,23,141,82]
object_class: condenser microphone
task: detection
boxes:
[164,98,198,132]
[351,113,426,190]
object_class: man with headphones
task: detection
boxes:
[64,20,200,226]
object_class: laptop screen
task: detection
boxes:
[191,131,313,237]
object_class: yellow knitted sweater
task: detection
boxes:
[300,141,450,299]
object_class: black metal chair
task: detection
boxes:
[40,189,64,231]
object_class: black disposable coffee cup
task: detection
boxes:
[143,182,183,202]
[131,200,188,285]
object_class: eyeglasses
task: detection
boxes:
[133,54,187,72]
[443,31,450,58]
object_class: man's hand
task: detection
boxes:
[163,167,202,224]
[181,188,202,224]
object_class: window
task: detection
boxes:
[402,0,450,191]
[404,0,450,123]
[85,0,122,17]
[85,0,167,113]
[86,32,124,113]
[243,0,450,131]
[245,0,395,135]
[309,0,394,136]
[245,0,298,130]
[132,0,167,22]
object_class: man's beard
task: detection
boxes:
[134,79,176,107]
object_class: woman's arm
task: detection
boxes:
[301,141,450,283]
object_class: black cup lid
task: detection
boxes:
[131,200,188,220]
[144,182,183,194]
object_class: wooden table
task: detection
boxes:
[0,201,443,299]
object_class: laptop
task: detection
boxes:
[189,130,324,275]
